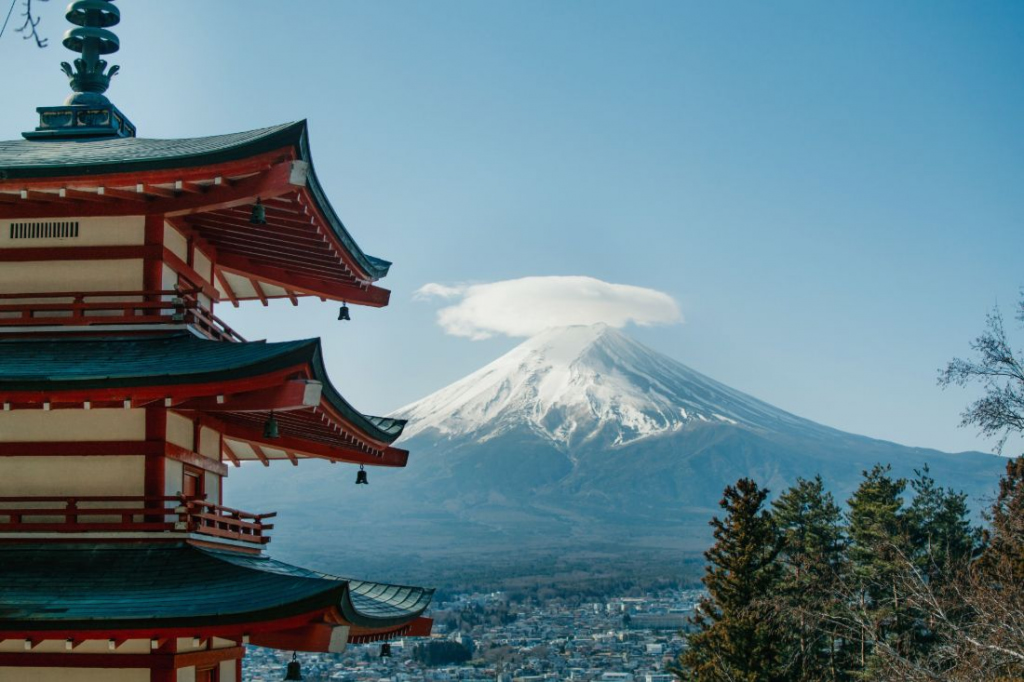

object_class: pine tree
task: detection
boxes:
[905,465,976,581]
[845,464,910,674]
[773,476,851,681]
[982,456,1024,580]
[672,478,784,682]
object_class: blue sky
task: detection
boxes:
[2,1,1022,453]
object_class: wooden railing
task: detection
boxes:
[180,498,276,545]
[0,495,274,545]
[0,288,245,342]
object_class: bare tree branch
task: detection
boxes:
[939,293,1024,452]
[15,0,49,48]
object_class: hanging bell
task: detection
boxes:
[250,198,267,225]
[263,412,280,440]
[355,464,368,485]
[338,302,351,321]
[283,652,303,680]
[380,642,392,658]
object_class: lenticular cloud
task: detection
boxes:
[414,276,682,340]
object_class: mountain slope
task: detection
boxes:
[228,324,1008,577]
[396,323,825,447]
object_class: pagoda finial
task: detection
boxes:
[22,0,135,140]
[59,0,122,106]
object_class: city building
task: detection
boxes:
[0,2,432,680]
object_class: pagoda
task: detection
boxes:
[0,3,433,681]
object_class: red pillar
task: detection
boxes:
[144,214,165,293]
[143,215,168,506]
[145,407,167,502]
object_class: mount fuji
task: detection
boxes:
[228,324,1007,576]
[398,323,837,448]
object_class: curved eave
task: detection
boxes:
[0,120,391,282]
[295,125,391,280]
[310,340,406,445]
[340,580,436,630]
[0,334,405,448]
[0,544,432,635]
[0,334,318,392]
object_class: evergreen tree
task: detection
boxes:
[982,456,1024,580]
[905,465,976,581]
[773,476,851,681]
[845,464,910,674]
[673,478,784,682]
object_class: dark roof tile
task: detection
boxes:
[0,543,432,630]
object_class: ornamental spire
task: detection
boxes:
[60,0,122,106]
[22,0,136,140]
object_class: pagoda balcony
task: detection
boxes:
[0,288,244,342]
[0,495,275,547]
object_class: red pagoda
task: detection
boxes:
[0,2,433,681]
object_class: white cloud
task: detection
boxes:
[413,283,465,300]
[414,276,682,340]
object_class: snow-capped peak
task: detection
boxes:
[392,324,810,448]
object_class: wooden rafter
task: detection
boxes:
[215,269,240,308]
[249,279,268,306]
[0,160,300,221]
[60,188,111,203]
[250,443,271,467]
[218,253,389,307]
[221,443,241,468]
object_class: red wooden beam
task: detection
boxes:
[19,189,60,203]
[0,148,293,192]
[215,417,408,467]
[138,183,177,199]
[250,443,271,467]
[196,237,349,273]
[162,247,220,300]
[145,408,167,517]
[160,161,303,218]
[172,380,321,413]
[248,623,346,653]
[217,409,381,453]
[188,214,328,241]
[98,186,148,202]
[219,206,323,231]
[165,442,228,477]
[347,616,434,642]
[175,180,206,195]
[214,269,240,308]
[222,443,241,468]
[60,187,112,203]
[0,605,331,642]
[0,160,301,221]
[0,363,312,410]
[218,253,390,307]
[191,227,337,258]
[250,278,268,306]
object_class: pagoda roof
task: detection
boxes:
[0,121,391,280]
[0,543,433,633]
[0,333,404,445]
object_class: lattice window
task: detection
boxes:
[9,221,80,239]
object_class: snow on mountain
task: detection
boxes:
[392,323,817,447]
